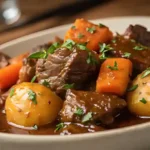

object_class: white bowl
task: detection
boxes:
[0,17,150,150]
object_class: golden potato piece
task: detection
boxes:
[127,73,150,116]
[5,82,63,127]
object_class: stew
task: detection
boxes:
[1,19,150,135]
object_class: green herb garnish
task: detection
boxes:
[55,123,65,132]
[76,43,88,50]
[71,25,76,29]
[141,68,150,78]
[140,98,147,104]
[99,23,105,28]
[10,88,15,97]
[33,125,38,130]
[86,52,98,65]
[62,39,75,50]
[28,90,37,104]
[107,61,118,70]
[63,83,74,89]
[82,112,92,123]
[78,33,84,39]
[122,52,131,58]
[47,42,60,54]
[31,75,37,83]
[111,39,116,44]
[86,27,96,34]
[42,80,50,87]
[127,84,138,92]
[74,107,84,116]
[130,39,136,43]
[133,45,147,51]
[28,50,48,59]
[99,43,113,59]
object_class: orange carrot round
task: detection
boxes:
[96,58,132,96]
[0,63,22,89]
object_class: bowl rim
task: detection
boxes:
[0,16,150,142]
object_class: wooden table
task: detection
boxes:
[0,0,150,44]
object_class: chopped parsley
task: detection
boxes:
[28,50,48,59]
[107,61,118,70]
[28,90,37,104]
[63,83,74,89]
[86,52,98,65]
[42,80,50,87]
[127,84,138,92]
[99,23,105,28]
[99,43,113,59]
[71,25,76,29]
[33,125,38,130]
[76,43,88,50]
[74,107,84,116]
[122,52,131,58]
[10,88,15,97]
[55,123,65,132]
[62,39,75,50]
[78,33,84,39]
[86,27,96,34]
[133,45,147,51]
[111,39,116,44]
[47,42,60,54]
[82,112,92,123]
[141,68,150,78]
[140,98,147,104]
[130,39,136,43]
[31,75,37,83]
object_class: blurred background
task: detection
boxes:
[0,0,150,44]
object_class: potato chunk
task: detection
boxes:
[5,82,63,127]
[127,73,150,116]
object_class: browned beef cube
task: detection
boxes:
[124,24,150,47]
[60,89,126,125]
[36,47,100,96]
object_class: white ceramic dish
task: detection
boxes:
[0,16,150,150]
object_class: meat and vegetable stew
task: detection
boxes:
[1,19,150,135]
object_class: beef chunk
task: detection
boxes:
[36,47,100,96]
[60,89,126,125]
[18,37,63,83]
[58,123,104,135]
[109,36,150,73]
[0,52,10,69]
[124,24,150,47]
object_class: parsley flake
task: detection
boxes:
[141,68,150,78]
[71,25,76,29]
[127,84,138,92]
[78,33,84,39]
[130,39,136,43]
[87,52,98,65]
[10,88,15,97]
[76,43,88,50]
[122,52,131,58]
[99,23,106,28]
[28,50,48,59]
[99,43,113,59]
[55,123,64,132]
[86,27,96,34]
[111,39,116,44]
[42,80,50,87]
[33,125,38,130]
[107,61,118,70]
[62,39,75,50]
[74,107,84,116]
[133,45,147,51]
[31,75,37,83]
[82,112,92,123]
[28,90,37,104]
[63,83,74,89]
[47,42,60,54]
[140,98,147,104]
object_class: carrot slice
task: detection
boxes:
[0,63,22,89]
[96,58,132,96]
[9,52,29,64]
[64,18,113,51]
